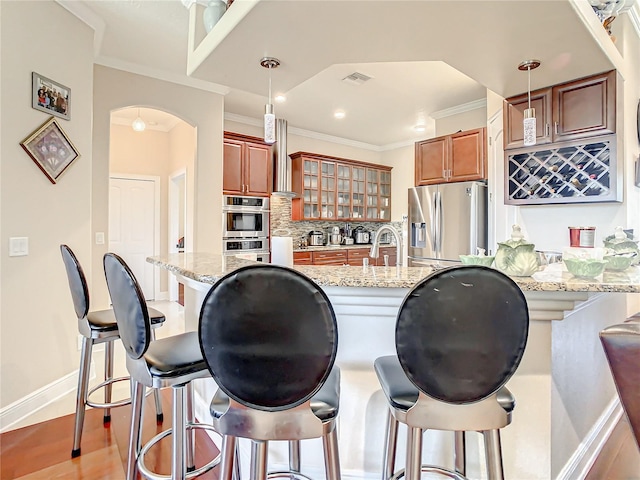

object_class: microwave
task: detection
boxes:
[222,196,269,238]
[223,237,270,263]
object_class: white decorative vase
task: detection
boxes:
[203,0,226,33]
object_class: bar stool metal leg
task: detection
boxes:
[483,429,504,480]
[104,340,114,425]
[71,336,93,458]
[382,409,398,480]
[234,441,242,480]
[405,427,423,480]
[249,440,269,480]
[150,328,164,424]
[220,435,237,480]
[289,440,301,472]
[251,440,269,480]
[323,429,341,480]
[172,385,187,480]
[127,381,146,480]
[454,431,466,476]
[186,382,196,472]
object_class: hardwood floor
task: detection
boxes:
[0,389,220,479]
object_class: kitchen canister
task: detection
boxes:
[568,226,596,248]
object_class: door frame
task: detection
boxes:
[168,168,187,302]
[109,173,161,300]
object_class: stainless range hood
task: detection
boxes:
[272,118,296,198]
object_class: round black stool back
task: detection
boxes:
[199,265,337,411]
[396,265,529,404]
[103,253,150,359]
[60,245,90,320]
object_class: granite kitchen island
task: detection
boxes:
[148,253,640,480]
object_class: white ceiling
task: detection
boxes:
[65,0,632,148]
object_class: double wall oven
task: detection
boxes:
[222,195,270,262]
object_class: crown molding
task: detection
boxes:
[55,0,105,57]
[430,98,487,120]
[95,56,230,95]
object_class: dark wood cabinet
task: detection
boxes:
[293,251,312,265]
[415,128,486,186]
[504,89,553,149]
[291,152,392,222]
[223,132,272,197]
[552,70,616,142]
[292,247,398,266]
[311,250,348,266]
[504,70,615,149]
[346,248,371,266]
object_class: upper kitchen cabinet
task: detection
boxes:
[415,128,486,186]
[223,132,273,197]
[291,152,392,222]
[504,70,616,149]
[503,88,553,149]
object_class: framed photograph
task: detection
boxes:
[20,117,80,184]
[32,72,70,120]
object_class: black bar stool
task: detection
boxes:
[374,265,529,480]
[198,264,342,480]
[103,252,220,480]
[600,321,640,448]
[60,245,165,458]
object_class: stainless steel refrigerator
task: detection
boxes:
[408,182,487,266]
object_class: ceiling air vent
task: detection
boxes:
[342,72,372,86]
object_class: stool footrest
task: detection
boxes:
[137,423,222,480]
[86,376,131,409]
[389,465,467,480]
[268,471,315,480]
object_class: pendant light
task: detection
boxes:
[518,60,540,147]
[132,107,146,132]
[260,57,280,144]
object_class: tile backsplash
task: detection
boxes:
[270,196,400,247]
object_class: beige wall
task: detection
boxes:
[435,107,487,137]
[0,1,94,407]
[92,66,224,307]
[224,119,383,164]
[169,122,197,252]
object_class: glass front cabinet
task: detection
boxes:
[291,152,392,222]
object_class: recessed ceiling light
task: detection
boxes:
[275,94,286,103]
[413,125,426,132]
[334,110,346,119]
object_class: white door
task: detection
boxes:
[109,176,157,300]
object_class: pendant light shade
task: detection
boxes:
[518,60,540,147]
[132,108,146,132]
[261,57,280,145]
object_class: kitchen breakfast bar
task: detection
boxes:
[148,253,640,480]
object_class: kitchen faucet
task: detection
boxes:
[370,225,402,267]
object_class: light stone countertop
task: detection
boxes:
[147,253,640,292]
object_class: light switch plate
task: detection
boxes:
[95,232,105,245]
[9,237,28,257]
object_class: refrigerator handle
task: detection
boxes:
[469,184,478,254]
[434,191,442,256]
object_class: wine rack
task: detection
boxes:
[506,135,620,205]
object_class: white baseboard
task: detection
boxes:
[556,397,622,480]
[0,361,96,433]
